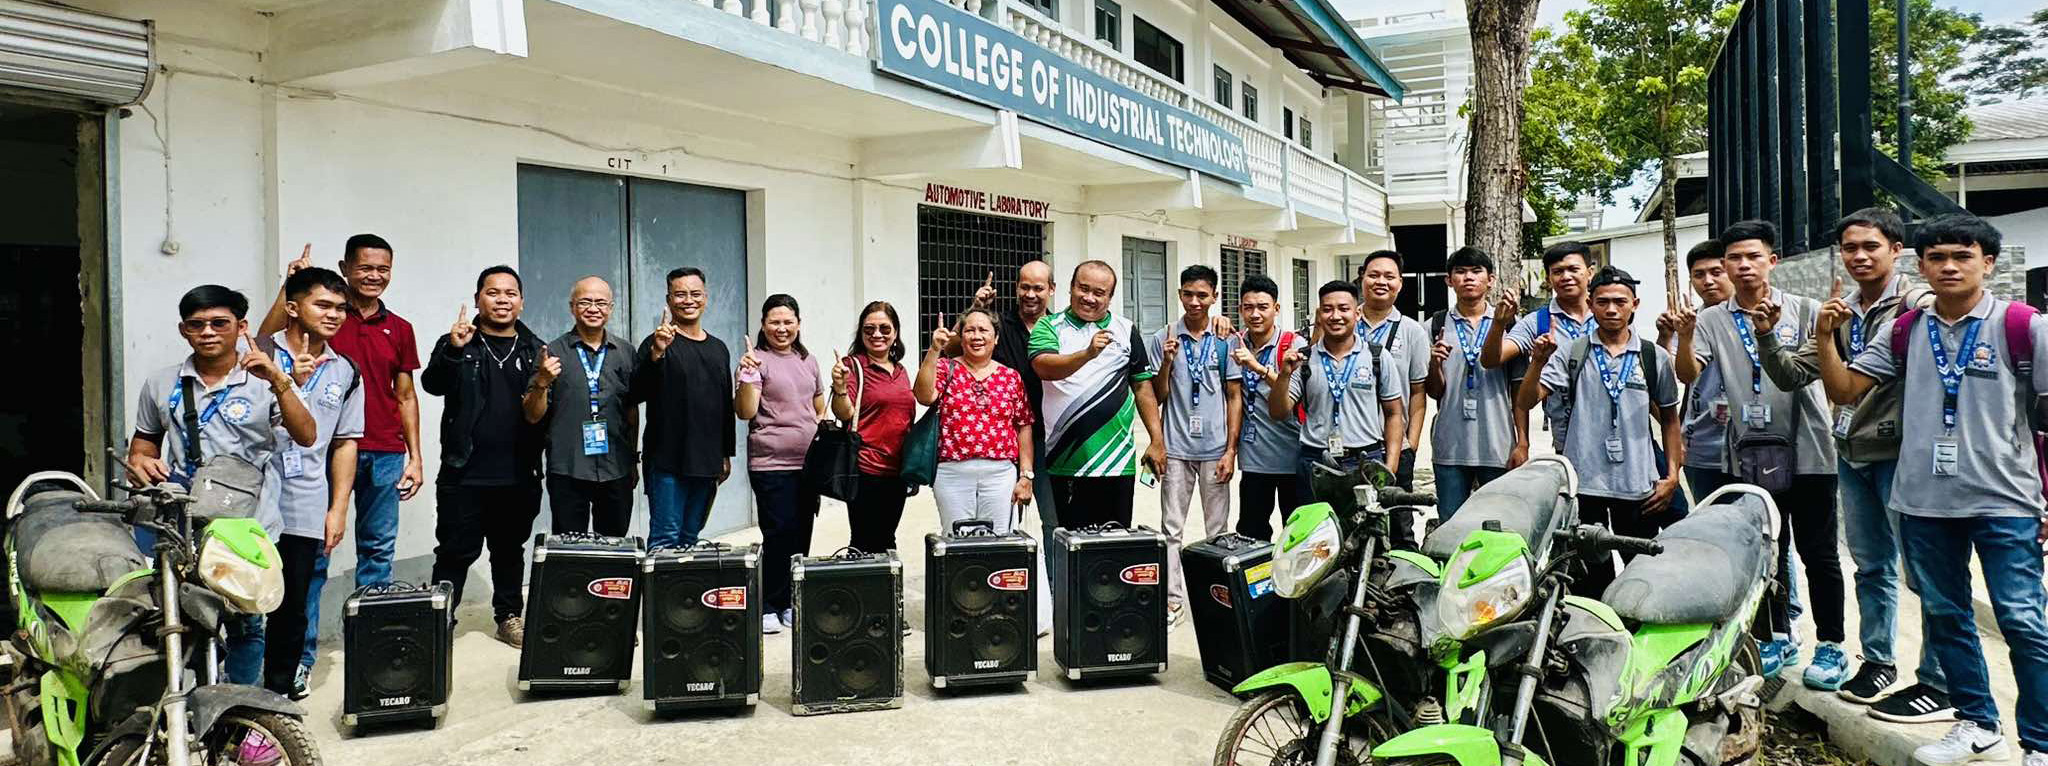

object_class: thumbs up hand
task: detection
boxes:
[534,346,562,387]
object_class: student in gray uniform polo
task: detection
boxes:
[1231,275,1310,541]
[1356,251,1430,490]
[1483,241,1597,455]
[1262,280,1406,501]
[125,285,318,688]
[1819,214,2048,766]
[1425,247,1514,517]
[1148,264,1243,621]
[1661,239,1734,499]
[1676,219,1848,688]
[1519,267,1681,599]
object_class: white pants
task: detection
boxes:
[1162,457,1233,609]
[935,459,1051,631]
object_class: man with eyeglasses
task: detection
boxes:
[635,266,736,548]
[524,276,640,536]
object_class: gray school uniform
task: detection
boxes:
[1682,354,1728,471]
[258,334,365,540]
[1688,289,1836,474]
[1362,314,1430,412]
[1539,334,1681,500]
[134,357,291,536]
[1287,338,1406,450]
[1506,301,1596,449]
[1149,322,1240,461]
[1432,312,1514,468]
[1235,331,1309,474]
[1850,294,2048,519]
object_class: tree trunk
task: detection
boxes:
[1464,0,1542,297]
[1660,152,1681,303]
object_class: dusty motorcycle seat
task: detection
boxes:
[1420,460,1570,559]
[11,492,149,595]
[1602,494,1772,625]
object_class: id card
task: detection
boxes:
[1933,438,1960,476]
[280,449,305,478]
[582,419,610,456]
[1833,406,1856,439]
[1327,434,1344,459]
[1712,398,1731,425]
[1189,415,1206,436]
[1743,403,1772,428]
[1462,397,1479,420]
[1604,435,1625,463]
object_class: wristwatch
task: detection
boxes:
[1019,470,1035,481]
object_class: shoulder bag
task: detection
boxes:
[803,359,866,502]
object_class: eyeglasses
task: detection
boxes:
[573,299,613,310]
[180,318,235,333]
[861,325,895,336]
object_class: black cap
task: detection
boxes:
[1588,266,1639,294]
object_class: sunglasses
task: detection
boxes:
[861,324,895,336]
[180,318,236,333]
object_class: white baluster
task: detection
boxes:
[750,0,772,25]
[964,0,981,16]
[844,0,868,54]
[723,0,744,16]
[778,0,799,31]
[823,0,844,48]
[697,0,714,7]
[801,0,821,40]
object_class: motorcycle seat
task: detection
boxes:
[1602,494,1773,625]
[11,493,149,594]
[1421,460,1570,559]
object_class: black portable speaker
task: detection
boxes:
[790,551,903,715]
[517,533,643,693]
[641,542,763,711]
[342,581,453,728]
[924,519,1037,689]
[1050,525,1168,681]
[1184,533,1286,691]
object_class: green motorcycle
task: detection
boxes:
[3,464,320,766]
[1373,483,1778,766]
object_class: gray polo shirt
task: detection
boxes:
[1688,289,1836,474]
[1681,357,1728,471]
[1287,337,1405,451]
[1149,321,1241,461]
[1540,334,1681,500]
[1851,294,2048,519]
[258,334,365,540]
[134,357,291,536]
[1362,314,1430,416]
[1431,312,1513,468]
[1506,301,1597,449]
[1234,331,1309,474]
[543,331,640,482]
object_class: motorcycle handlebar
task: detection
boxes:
[1377,489,1437,507]
[75,498,144,515]
[1552,525,1663,557]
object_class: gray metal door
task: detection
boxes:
[1122,236,1168,330]
[515,166,628,343]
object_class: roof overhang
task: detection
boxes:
[1207,0,1405,100]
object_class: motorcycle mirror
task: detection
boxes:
[1357,460,1395,489]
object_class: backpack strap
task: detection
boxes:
[1890,309,1922,372]
[2005,301,2034,383]
[1535,308,1551,338]
[1560,336,1593,443]
[180,376,201,473]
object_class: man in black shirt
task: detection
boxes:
[969,261,1058,537]
[635,266,736,549]
[423,265,548,648]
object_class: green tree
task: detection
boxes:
[1869,0,1979,182]
[1520,27,1622,260]
[1958,7,2048,100]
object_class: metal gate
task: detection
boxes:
[916,206,1045,346]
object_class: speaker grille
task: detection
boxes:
[1052,528,1168,677]
[518,537,641,689]
[642,546,762,707]
[343,582,453,723]
[792,554,903,713]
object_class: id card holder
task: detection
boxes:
[1327,433,1345,459]
[1833,406,1856,439]
[1743,403,1772,428]
[1712,397,1731,425]
[1932,437,1960,476]
[583,419,610,456]
[1189,415,1206,436]
[1462,397,1479,420]
[280,449,305,478]
[1604,435,1625,463]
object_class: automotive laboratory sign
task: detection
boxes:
[876,0,1252,186]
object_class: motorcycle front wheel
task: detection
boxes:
[96,711,323,766]
[1212,689,1392,766]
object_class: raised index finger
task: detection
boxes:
[1830,276,1844,301]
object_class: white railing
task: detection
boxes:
[1287,148,1346,216]
[698,0,873,55]
[1004,7,1187,108]
[1347,174,1386,232]
[1189,98,1286,195]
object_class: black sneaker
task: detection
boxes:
[1838,662,1900,704]
[1869,683,1958,724]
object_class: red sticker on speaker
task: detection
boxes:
[1119,563,1160,586]
[1210,584,1232,608]
[586,577,633,600]
[700,586,748,610]
[987,568,1030,591]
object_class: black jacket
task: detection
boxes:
[422,320,549,484]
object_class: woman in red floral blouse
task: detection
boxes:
[915,307,1035,533]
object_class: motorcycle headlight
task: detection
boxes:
[197,520,284,614]
[1435,531,1533,641]
[1273,504,1344,599]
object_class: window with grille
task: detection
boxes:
[1132,17,1183,82]
[1094,0,1120,49]
[1242,84,1258,121]
[1301,118,1313,150]
[1121,237,1169,331]
[1213,66,1232,107]
[1219,247,1267,316]
[1292,258,1313,330]
[916,206,1047,349]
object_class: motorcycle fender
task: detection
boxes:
[39,670,87,766]
[1443,649,1488,723]
[188,684,305,737]
[1618,707,1688,766]
[1371,724,1549,766]
[1229,662,1382,723]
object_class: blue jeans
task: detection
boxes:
[300,548,329,671]
[647,471,719,549]
[353,451,405,590]
[1432,463,1506,519]
[226,613,265,685]
[1901,514,2048,751]
[1841,458,1945,686]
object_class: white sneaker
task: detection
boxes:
[1914,722,2007,765]
[1167,602,1188,629]
[778,608,795,628]
[761,613,783,634]
[2024,751,2048,766]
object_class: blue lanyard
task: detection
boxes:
[1320,349,1362,426]
[1927,316,1983,433]
[1179,332,1216,408]
[1365,318,1395,348]
[1550,310,1590,341]
[1590,343,1639,430]
[1849,312,1868,358]
[1730,310,1765,395]
[578,344,609,417]
[1453,316,1492,391]
[274,349,329,394]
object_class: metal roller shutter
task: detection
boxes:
[0,1,151,108]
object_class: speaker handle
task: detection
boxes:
[950,519,997,537]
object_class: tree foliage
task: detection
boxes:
[1958,7,2048,101]
[1869,0,1979,181]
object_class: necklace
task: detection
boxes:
[483,333,517,369]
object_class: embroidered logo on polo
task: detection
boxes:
[220,398,255,424]
[1775,325,1799,345]
[319,381,345,408]
[1968,343,1999,373]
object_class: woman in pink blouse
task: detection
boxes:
[915,308,1035,532]
[734,293,827,634]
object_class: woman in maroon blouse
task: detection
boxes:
[829,300,916,555]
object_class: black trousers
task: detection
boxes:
[431,482,543,621]
[1235,471,1302,542]
[546,474,635,537]
[1759,474,1846,643]
[1571,494,1679,599]
[846,472,908,556]
[262,534,322,694]
[753,470,818,613]
[1051,476,1135,530]
[1394,447,1418,491]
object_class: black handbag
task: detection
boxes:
[804,362,865,502]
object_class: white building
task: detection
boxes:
[0,0,1408,573]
